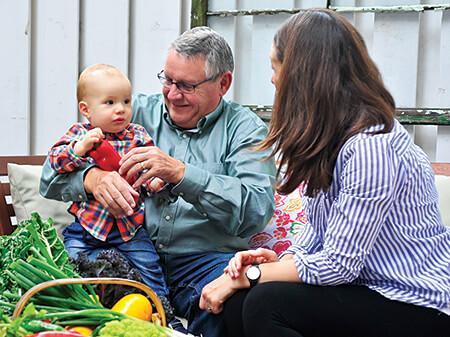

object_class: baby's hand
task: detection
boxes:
[74,127,104,156]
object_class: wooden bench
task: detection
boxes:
[0,155,46,235]
[0,155,449,236]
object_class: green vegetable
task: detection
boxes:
[0,213,166,334]
[20,320,65,333]
[43,308,127,326]
[0,213,99,315]
[72,250,145,308]
[95,319,168,337]
[0,303,63,337]
[0,304,130,337]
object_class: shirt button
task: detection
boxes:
[158,243,164,249]
[182,134,187,138]
[179,192,184,196]
[202,212,207,217]
[78,194,83,200]
[165,215,171,221]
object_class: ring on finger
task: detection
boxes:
[140,161,146,171]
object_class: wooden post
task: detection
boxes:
[191,0,208,28]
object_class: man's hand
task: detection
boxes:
[199,271,249,315]
[119,146,185,189]
[146,177,167,193]
[74,127,104,156]
[84,167,139,217]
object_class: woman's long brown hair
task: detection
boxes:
[259,9,395,197]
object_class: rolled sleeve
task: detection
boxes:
[40,157,93,202]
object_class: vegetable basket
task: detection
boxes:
[12,277,167,326]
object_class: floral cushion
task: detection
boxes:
[248,184,308,255]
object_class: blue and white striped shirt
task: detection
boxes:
[285,120,450,312]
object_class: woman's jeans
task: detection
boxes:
[63,221,168,297]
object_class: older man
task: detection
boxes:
[40,27,275,337]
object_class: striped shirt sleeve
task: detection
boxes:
[282,218,322,256]
[293,135,397,285]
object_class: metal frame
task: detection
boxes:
[190,1,450,125]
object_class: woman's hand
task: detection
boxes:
[201,259,302,314]
[225,248,279,279]
[199,271,249,315]
[84,167,138,217]
[119,146,185,189]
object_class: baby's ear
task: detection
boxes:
[79,101,90,117]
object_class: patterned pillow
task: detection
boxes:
[248,184,308,255]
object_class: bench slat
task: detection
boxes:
[0,156,46,235]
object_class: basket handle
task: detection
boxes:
[12,277,166,326]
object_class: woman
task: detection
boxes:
[199,8,450,337]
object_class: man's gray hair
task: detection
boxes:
[170,26,234,78]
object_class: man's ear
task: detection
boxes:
[79,101,90,118]
[218,71,232,96]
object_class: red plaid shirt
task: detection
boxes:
[49,122,153,242]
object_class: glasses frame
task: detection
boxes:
[157,70,216,94]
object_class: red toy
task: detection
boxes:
[89,140,122,172]
[89,140,139,187]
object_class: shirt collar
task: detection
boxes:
[163,98,224,133]
[95,124,133,141]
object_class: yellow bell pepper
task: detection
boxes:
[68,326,93,336]
[111,293,153,321]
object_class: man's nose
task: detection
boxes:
[167,83,183,99]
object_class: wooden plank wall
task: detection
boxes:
[1,0,449,162]
[1,0,31,155]
[436,10,450,160]
[208,0,450,162]
[0,0,189,156]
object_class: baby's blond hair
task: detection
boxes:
[77,64,129,102]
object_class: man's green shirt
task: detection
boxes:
[40,93,276,254]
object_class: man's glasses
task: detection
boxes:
[157,70,215,94]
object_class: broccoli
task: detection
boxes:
[96,318,168,337]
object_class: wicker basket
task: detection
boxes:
[12,277,167,326]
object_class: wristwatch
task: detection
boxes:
[245,264,261,288]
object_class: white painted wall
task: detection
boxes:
[209,0,450,162]
[0,0,190,156]
[1,0,449,162]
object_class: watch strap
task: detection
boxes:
[246,264,261,288]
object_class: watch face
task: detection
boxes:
[247,265,261,280]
